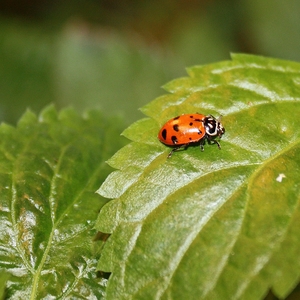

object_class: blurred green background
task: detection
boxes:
[1,0,300,125]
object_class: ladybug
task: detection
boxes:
[158,113,225,158]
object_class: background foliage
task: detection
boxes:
[1,0,300,125]
[0,106,126,299]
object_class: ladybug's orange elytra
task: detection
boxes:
[158,113,225,158]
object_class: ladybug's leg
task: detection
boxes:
[167,144,188,158]
[215,140,221,149]
[207,139,221,149]
[200,143,204,151]
[199,139,205,151]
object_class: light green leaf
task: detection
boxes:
[96,54,300,300]
[0,106,125,299]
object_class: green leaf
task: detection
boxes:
[0,270,10,299]
[96,54,300,300]
[0,106,125,299]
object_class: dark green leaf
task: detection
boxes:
[0,106,125,299]
[97,54,300,300]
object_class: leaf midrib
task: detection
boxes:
[29,141,69,300]
[30,135,108,299]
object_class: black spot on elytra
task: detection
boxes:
[189,122,193,126]
[161,129,167,140]
[194,118,201,122]
[171,136,178,144]
[173,124,179,131]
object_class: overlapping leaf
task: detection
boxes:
[97,54,300,300]
[0,106,124,299]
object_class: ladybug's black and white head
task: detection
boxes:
[203,115,225,139]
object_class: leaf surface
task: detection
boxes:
[0,106,124,299]
[97,54,300,300]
